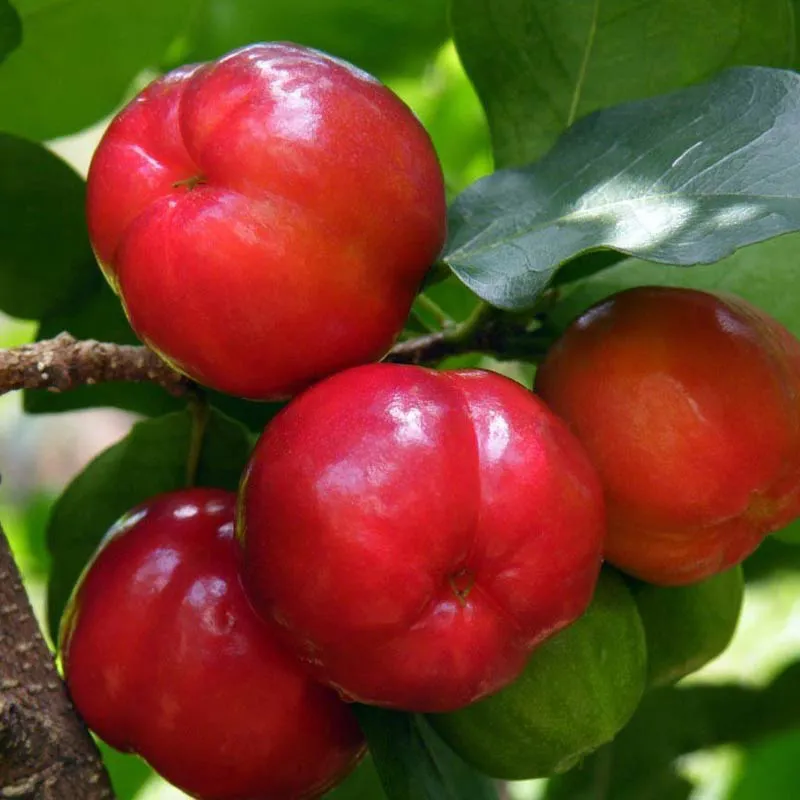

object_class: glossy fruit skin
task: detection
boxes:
[631,565,744,687]
[60,488,365,800]
[86,43,446,400]
[536,286,800,585]
[238,363,606,713]
[427,569,647,780]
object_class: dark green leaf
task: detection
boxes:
[182,0,448,80]
[0,134,96,319]
[730,729,800,800]
[46,408,253,642]
[548,663,800,799]
[0,0,196,140]
[452,0,794,168]
[0,0,21,63]
[324,756,387,799]
[445,68,800,311]
[353,706,497,800]
[25,279,283,431]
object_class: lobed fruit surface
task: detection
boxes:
[86,42,446,400]
[238,363,605,712]
[60,488,365,800]
[427,569,647,780]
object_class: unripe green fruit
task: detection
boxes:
[426,570,646,780]
[630,565,744,688]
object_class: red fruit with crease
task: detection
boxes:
[536,286,800,585]
[86,43,446,400]
[60,488,365,800]
[237,363,605,713]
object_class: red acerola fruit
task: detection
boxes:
[536,286,800,586]
[60,488,365,800]
[237,364,605,713]
[86,43,446,400]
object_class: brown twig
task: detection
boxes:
[0,524,115,799]
[0,318,550,399]
[0,332,190,398]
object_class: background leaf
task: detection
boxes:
[325,756,387,799]
[730,728,800,799]
[181,0,448,79]
[353,706,498,800]
[0,0,21,63]
[0,134,96,319]
[45,407,253,642]
[547,232,800,337]
[0,0,196,140]
[451,0,795,168]
[445,67,800,310]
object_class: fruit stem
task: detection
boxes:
[444,300,491,343]
[185,391,210,487]
[413,293,456,331]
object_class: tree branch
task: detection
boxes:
[0,332,190,397]
[0,317,550,399]
[0,524,115,799]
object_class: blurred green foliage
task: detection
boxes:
[2,0,800,798]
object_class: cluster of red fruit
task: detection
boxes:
[60,43,800,799]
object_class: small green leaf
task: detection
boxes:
[0,134,96,319]
[452,0,794,168]
[46,408,253,642]
[353,706,497,800]
[445,67,800,311]
[182,0,448,80]
[0,0,21,63]
[0,0,196,140]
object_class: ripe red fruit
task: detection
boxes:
[60,488,365,800]
[536,286,800,585]
[86,43,446,400]
[238,363,605,713]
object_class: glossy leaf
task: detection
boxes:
[452,0,794,168]
[445,67,800,311]
[0,134,96,319]
[182,0,448,79]
[0,0,21,63]
[353,706,497,800]
[0,0,195,140]
[46,408,253,642]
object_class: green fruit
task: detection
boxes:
[631,565,744,688]
[426,570,646,780]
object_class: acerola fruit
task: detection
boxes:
[630,565,744,688]
[427,569,647,780]
[536,286,800,585]
[86,43,446,400]
[60,488,365,800]
[238,363,605,712]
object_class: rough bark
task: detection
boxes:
[0,525,114,799]
[0,332,189,397]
